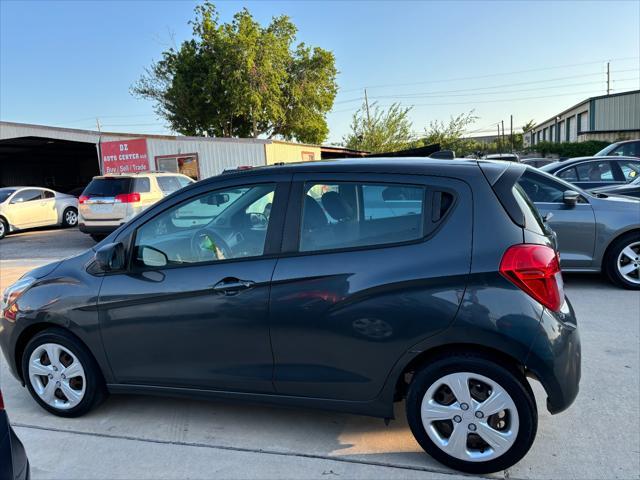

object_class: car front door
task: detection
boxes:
[269,173,472,401]
[97,177,289,392]
[7,189,47,228]
[572,160,624,189]
[518,171,597,268]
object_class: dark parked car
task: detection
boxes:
[0,388,29,480]
[518,168,640,289]
[540,155,640,189]
[595,139,640,158]
[0,159,581,474]
[590,175,640,199]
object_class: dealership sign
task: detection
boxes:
[101,138,150,174]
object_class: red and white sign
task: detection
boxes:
[101,138,150,174]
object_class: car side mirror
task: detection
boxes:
[563,190,580,207]
[94,242,125,272]
[139,246,168,267]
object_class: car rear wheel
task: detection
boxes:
[406,353,537,474]
[22,328,107,417]
[62,207,78,227]
[604,233,640,290]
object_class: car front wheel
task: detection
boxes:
[406,353,537,474]
[22,328,107,417]
[605,233,640,289]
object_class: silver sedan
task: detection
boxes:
[0,187,78,239]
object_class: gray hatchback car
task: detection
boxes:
[1,158,580,474]
[518,167,640,289]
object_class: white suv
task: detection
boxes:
[78,172,194,240]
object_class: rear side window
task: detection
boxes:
[156,176,188,194]
[134,178,151,193]
[43,190,55,199]
[300,182,425,252]
[513,184,546,235]
[83,178,132,197]
[617,159,640,181]
[575,161,614,182]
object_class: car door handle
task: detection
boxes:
[212,278,255,295]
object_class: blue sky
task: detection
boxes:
[1,0,639,144]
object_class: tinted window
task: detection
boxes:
[156,176,191,194]
[134,184,276,267]
[612,142,640,157]
[11,189,42,203]
[518,171,569,203]
[43,190,55,199]
[617,159,640,181]
[575,161,614,182]
[300,182,425,252]
[557,167,578,182]
[83,178,132,197]
[0,188,16,203]
[134,178,151,193]
[513,184,546,235]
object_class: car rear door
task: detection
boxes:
[98,175,290,392]
[518,170,597,268]
[268,172,472,402]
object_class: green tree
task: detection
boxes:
[522,119,536,133]
[343,102,414,153]
[419,111,479,156]
[132,2,337,143]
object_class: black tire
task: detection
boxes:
[0,218,7,240]
[22,328,107,417]
[406,352,537,474]
[604,232,640,290]
[61,207,78,228]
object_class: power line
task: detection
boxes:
[339,57,638,93]
[334,69,639,105]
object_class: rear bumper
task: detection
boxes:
[78,223,122,235]
[525,297,581,414]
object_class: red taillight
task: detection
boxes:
[78,195,89,204]
[500,244,564,312]
[115,192,141,203]
[0,389,4,410]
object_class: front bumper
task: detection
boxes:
[0,316,22,383]
[525,298,581,414]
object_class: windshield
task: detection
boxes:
[0,188,16,203]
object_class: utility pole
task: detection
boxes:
[510,115,514,152]
[96,118,102,133]
[497,123,501,153]
[364,89,371,128]
[501,120,505,153]
[606,61,610,95]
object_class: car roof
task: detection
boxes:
[540,155,638,172]
[93,171,191,179]
[207,157,486,183]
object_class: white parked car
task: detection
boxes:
[0,187,78,239]
[78,172,194,241]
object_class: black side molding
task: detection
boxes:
[480,162,527,228]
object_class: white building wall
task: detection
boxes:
[144,138,267,178]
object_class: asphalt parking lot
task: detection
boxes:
[1,228,639,480]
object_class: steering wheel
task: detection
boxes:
[190,229,232,262]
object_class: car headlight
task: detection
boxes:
[1,276,35,322]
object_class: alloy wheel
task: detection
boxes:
[65,209,78,226]
[420,372,519,462]
[617,241,640,285]
[0,222,5,237]
[28,343,86,409]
